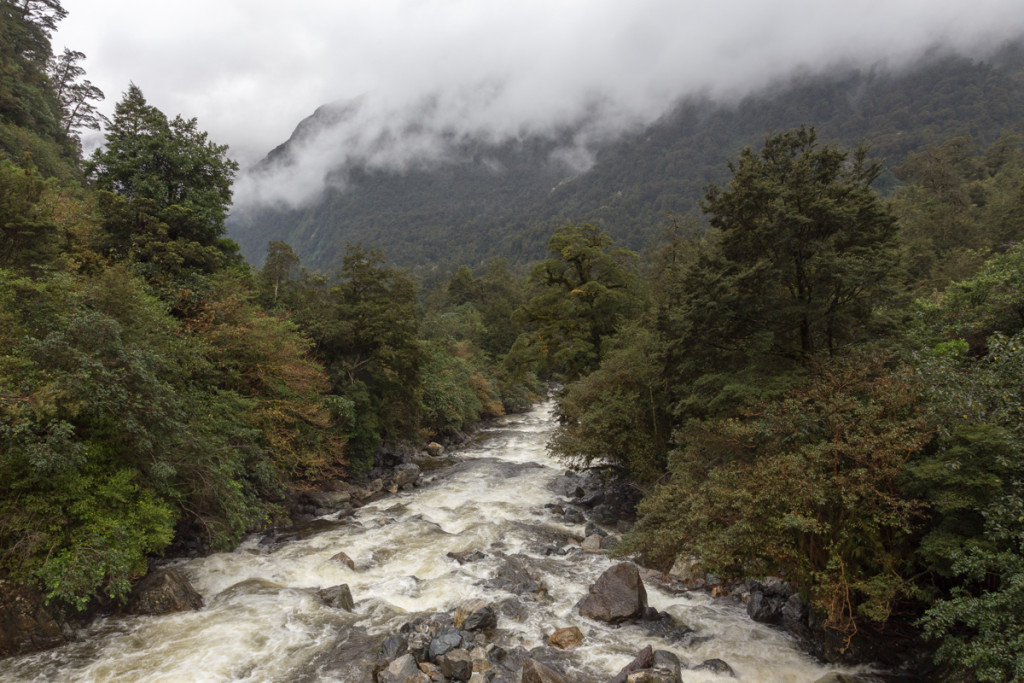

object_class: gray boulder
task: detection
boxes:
[379,653,428,683]
[318,584,354,611]
[393,463,422,488]
[521,658,567,683]
[579,562,647,623]
[695,658,735,677]
[125,567,203,615]
[439,648,473,680]
[454,599,497,631]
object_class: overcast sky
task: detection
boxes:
[53,0,1024,206]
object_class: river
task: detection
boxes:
[0,401,868,682]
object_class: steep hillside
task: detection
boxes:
[228,41,1024,271]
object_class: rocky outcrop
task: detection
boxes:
[124,567,203,616]
[0,580,65,657]
[579,562,647,624]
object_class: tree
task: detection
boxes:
[696,126,899,364]
[88,84,238,254]
[48,47,104,138]
[621,351,932,640]
[516,224,638,380]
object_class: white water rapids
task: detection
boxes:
[0,401,870,682]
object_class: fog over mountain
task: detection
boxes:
[55,0,1024,211]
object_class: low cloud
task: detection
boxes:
[54,0,1024,210]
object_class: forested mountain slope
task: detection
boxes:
[229,42,1024,271]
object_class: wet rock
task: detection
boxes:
[0,580,66,657]
[419,661,444,682]
[380,634,408,660]
[379,653,427,682]
[547,503,565,515]
[521,658,567,683]
[578,562,648,624]
[428,626,463,659]
[331,551,356,569]
[448,550,486,564]
[124,567,203,615]
[609,645,654,683]
[584,521,608,537]
[745,577,795,624]
[486,554,543,595]
[547,626,584,650]
[652,650,684,680]
[393,463,422,488]
[562,508,585,524]
[427,442,445,457]
[636,609,692,642]
[695,658,735,676]
[318,584,355,611]
[471,646,492,672]
[581,534,603,552]
[439,648,474,680]
[454,599,497,631]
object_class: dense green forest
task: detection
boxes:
[3,2,1024,680]
[230,41,1024,275]
[0,0,540,615]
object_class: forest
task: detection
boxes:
[3,1,1024,680]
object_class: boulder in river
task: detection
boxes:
[331,551,356,569]
[124,567,203,615]
[427,442,445,457]
[695,658,736,677]
[454,599,497,631]
[578,562,647,624]
[547,626,584,650]
[318,584,355,611]
[521,658,567,683]
[609,645,654,683]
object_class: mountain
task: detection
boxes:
[227,41,1024,273]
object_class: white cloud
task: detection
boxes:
[55,0,1024,206]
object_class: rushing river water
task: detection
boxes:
[0,401,870,682]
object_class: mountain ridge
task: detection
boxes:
[227,40,1024,272]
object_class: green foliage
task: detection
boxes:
[697,126,899,363]
[918,486,1024,683]
[87,85,241,302]
[0,157,59,270]
[549,324,670,482]
[621,352,932,638]
[892,134,1024,291]
[517,224,639,380]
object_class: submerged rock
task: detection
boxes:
[578,562,647,624]
[330,551,356,570]
[695,658,736,677]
